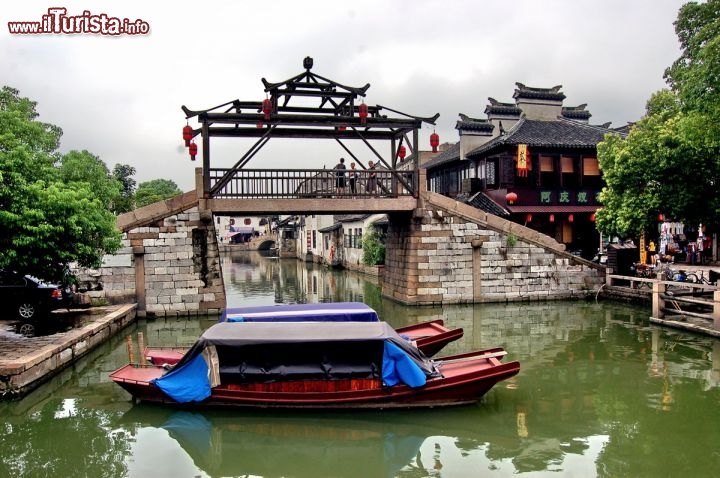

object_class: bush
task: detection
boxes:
[362,227,385,266]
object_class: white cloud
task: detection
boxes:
[2,0,686,190]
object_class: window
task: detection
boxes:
[539,155,554,172]
[561,156,578,188]
[539,155,558,188]
[582,156,602,189]
[583,157,600,176]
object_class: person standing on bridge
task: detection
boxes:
[366,160,377,194]
[349,162,359,197]
[334,157,347,195]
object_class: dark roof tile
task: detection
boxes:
[456,113,494,132]
[421,142,460,169]
[466,118,621,157]
[485,97,522,116]
[456,192,510,217]
[513,83,566,101]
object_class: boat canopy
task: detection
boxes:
[153,322,438,403]
[220,301,379,323]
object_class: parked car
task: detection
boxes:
[0,270,74,336]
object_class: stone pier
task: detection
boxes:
[75,189,226,317]
[382,189,605,305]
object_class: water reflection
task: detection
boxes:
[0,252,719,477]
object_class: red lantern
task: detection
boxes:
[256,121,264,128]
[549,214,555,223]
[568,214,574,223]
[658,213,665,221]
[526,213,533,223]
[359,102,368,124]
[189,142,198,161]
[182,125,192,146]
[398,145,406,160]
[430,132,440,152]
[505,192,518,204]
[262,98,272,120]
[590,213,596,222]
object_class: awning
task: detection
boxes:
[507,205,599,213]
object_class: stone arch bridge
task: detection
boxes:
[81,169,604,317]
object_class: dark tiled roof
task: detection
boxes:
[456,113,494,132]
[335,214,372,222]
[467,118,619,157]
[318,223,342,233]
[513,83,566,101]
[421,142,460,169]
[613,123,634,135]
[485,97,522,116]
[456,192,510,217]
[561,104,591,120]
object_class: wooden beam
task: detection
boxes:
[206,127,406,140]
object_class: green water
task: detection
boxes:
[1,252,719,477]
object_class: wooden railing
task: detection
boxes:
[607,273,720,335]
[208,168,416,199]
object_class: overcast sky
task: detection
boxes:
[3,1,687,191]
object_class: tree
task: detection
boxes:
[596,0,720,238]
[58,150,122,209]
[0,86,121,284]
[111,163,137,213]
[134,178,182,207]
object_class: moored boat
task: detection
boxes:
[110,321,519,410]
[145,302,462,365]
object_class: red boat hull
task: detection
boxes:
[111,348,519,409]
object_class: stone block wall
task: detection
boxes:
[74,206,225,317]
[383,207,604,305]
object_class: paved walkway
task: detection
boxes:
[0,304,136,398]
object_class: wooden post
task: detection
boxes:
[126,335,135,366]
[137,332,145,364]
[652,280,666,320]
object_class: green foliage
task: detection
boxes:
[361,226,386,266]
[0,86,121,284]
[597,1,720,238]
[112,163,136,213]
[506,233,518,248]
[135,178,182,207]
[58,150,122,209]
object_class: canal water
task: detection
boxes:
[1,251,719,477]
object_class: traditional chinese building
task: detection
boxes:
[424,83,625,259]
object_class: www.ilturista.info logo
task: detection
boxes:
[8,8,150,35]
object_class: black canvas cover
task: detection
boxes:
[170,322,436,383]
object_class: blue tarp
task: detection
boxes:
[222,302,379,323]
[153,353,211,403]
[382,341,427,388]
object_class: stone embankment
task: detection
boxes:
[0,304,136,398]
